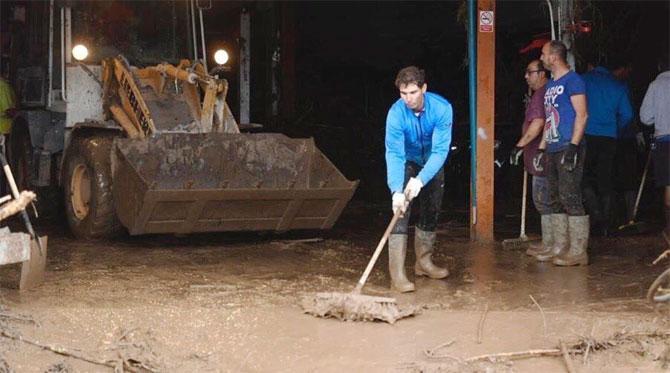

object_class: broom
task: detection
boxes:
[502,170,540,249]
[617,151,651,235]
[302,197,418,324]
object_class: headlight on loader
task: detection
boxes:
[72,44,89,61]
[214,49,229,65]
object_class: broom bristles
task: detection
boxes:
[302,292,418,324]
[502,236,540,250]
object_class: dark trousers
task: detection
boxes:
[547,145,586,216]
[583,135,617,195]
[614,138,638,192]
[532,175,552,215]
[582,135,617,226]
[392,162,445,234]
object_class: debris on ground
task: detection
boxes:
[0,358,11,373]
[0,301,164,373]
[403,329,670,372]
[44,362,71,373]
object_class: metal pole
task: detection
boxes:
[60,7,67,102]
[545,0,556,40]
[198,8,207,71]
[47,0,54,107]
[468,0,477,228]
[559,0,576,68]
[190,0,198,62]
[240,9,251,124]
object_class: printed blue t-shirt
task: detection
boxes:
[543,71,586,153]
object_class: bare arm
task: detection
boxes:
[570,94,588,145]
[515,118,544,147]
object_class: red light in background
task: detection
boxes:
[578,21,592,34]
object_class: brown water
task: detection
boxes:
[0,203,668,371]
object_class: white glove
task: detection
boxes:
[405,177,423,200]
[392,192,407,214]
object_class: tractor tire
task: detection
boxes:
[63,135,123,239]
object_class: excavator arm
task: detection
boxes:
[101,56,239,139]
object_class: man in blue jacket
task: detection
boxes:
[385,66,452,292]
[581,59,634,236]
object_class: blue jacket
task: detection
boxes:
[385,92,453,194]
[582,67,633,138]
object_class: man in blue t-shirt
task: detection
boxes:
[533,41,590,266]
[385,66,452,292]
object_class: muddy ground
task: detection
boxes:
[0,202,669,372]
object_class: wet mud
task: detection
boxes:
[0,202,668,371]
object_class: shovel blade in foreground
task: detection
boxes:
[20,236,47,291]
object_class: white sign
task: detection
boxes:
[479,10,494,32]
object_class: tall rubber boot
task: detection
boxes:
[583,187,601,228]
[414,228,449,279]
[526,214,554,256]
[553,215,590,266]
[388,234,415,292]
[623,191,636,223]
[600,194,612,237]
[535,213,569,262]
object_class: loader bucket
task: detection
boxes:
[112,133,358,235]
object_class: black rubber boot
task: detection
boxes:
[600,194,612,237]
[583,187,602,229]
[623,191,636,223]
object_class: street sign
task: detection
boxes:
[479,10,494,32]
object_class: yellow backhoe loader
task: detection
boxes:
[11,3,357,239]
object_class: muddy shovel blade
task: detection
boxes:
[19,236,46,291]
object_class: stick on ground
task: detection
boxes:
[529,294,547,337]
[560,340,577,373]
[0,330,143,373]
[465,348,563,362]
[476,304,489,344]
[424,340,458,360]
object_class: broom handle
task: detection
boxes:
[632,150,651,222]
[353,205,405,294]
[520,170,528,238]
